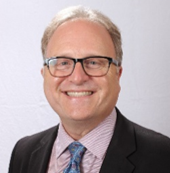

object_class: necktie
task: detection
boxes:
[63,142,86,173]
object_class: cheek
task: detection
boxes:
[43,74,63,100]
[43,79,54,103]
[43,76,66,115]
[100,71,121,101]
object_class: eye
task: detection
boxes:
[57,59,72,66]
[60,61,69,66]
[84,58,103,69]
[89,61,97,65]
[85,59,99,65]
[51,58,73,70]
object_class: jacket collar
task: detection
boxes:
[99,108,136,173]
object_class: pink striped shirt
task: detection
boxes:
[47,108,117,173]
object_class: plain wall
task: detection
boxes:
[1,0,170,172]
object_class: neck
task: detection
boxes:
[61,117,106,140]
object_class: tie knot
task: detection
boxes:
[68,142,86,164]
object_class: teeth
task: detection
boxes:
[67,91,92,97]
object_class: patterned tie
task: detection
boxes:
[63,142,86,173]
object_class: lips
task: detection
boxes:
[66,91,93,97]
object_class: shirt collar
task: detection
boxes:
[55,123,74,159]
[55,108,117,160]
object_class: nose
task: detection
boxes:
[68,62,90,85]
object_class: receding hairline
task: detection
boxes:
[41,6,123,65]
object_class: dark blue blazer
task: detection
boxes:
[9,108,170,173]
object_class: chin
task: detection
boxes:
[66,113,93,122]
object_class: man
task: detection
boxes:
[9,6,170,173]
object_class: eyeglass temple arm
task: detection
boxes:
[43,59,49,66]
[112,59,121,66]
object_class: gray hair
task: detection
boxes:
[41,6,123,65]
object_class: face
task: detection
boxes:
[42,20,122,127]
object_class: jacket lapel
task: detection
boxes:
[28,126,59,173]
[100,108,136,173]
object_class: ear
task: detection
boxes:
[117,66,123,79]
[41,68,44,77]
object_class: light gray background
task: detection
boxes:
[1,0,170,172]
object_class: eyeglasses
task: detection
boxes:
[44,56,120,77]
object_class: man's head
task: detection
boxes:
[41,6,123,135]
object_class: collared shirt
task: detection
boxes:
[47,108,117,173]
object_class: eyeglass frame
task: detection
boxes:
[43,56,120,77]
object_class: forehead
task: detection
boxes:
[46,20,115,58]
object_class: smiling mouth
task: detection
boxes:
[66,91,93,97]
